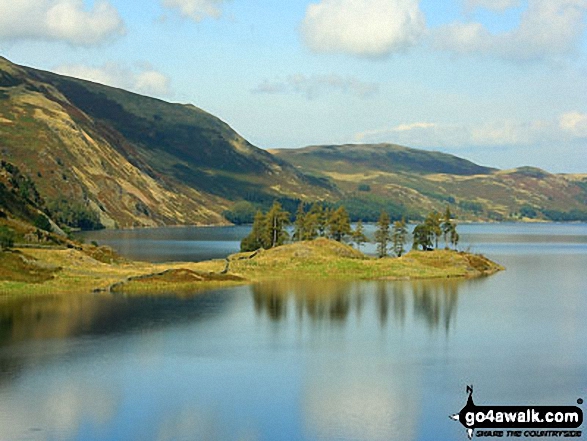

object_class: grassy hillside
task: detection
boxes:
[273,144,587,221]
[2,56,585,226]
[0,56,336,228]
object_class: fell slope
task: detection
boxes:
[0,57,335,228]
[273,144,587,221]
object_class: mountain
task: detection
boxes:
[0,56,335,228]
[272,144,587,221]
[1,56,586,228]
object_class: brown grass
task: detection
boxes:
[0,239,503,297]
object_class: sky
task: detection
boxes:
[0,0,586,173]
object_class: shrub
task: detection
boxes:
[33,213,52,232]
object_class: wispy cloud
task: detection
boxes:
[559,112,587,138]
[0,0,125,46]
[433,0,587,61]
[55,63,171,98]
[300,0,425,58]
[355,113,587,147]
[252,74,379,100]
[161,0,227,22]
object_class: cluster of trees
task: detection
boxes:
[372,212,409,258]
[412,207,459,251]
[241,202,459,257]
[241,202,358,252]
[47,198,103,231]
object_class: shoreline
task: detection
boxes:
[0,238,504,297]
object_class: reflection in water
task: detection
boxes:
[252,278,464,332]
[0,290,232,387]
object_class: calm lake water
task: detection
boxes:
[1,223,586,440]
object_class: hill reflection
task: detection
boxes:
[252,278,465,331]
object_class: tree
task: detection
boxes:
[391,218,408,257]
[352,220,368,251]
[313,204,330,237]
[374,211,391,258]
[450,225,460,250]
[293,202,306,242]
[264,201,290,248]
[240,210,267,252]
[412,223,433,251]
[328,206,351,242]
[440,206,460,250]
[0,226,15,250]
[302,208,319,240]
[425,210,442,249]
[441,206,454,249]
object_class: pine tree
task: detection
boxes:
[303,209,319,240]
[441,206,454,249]
[264,201,290,248]
[328,206,351,242]
[450,225,460,250]
[293,202,306,242]
[352,220,368,251]
[412,223,432,251]
[425,210,442,249]
[391,218,408,257]
[374,211,391,258]
[240,210,267,252]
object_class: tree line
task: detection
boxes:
[240,201,459,256]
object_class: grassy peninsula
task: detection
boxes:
[0,238,503,296]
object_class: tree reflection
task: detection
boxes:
[251,278,463,332]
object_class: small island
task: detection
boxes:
[0,198,503,296]
[0,237,503,296]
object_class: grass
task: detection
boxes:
[228,238,503,281]
[0,238,503,297]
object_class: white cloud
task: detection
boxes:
[162,0,226,21]
[55,63,171,98]
[300,0,426,58]
[355,113,587,147]
[464,0,522,12]
[0,0,125,46]
[559,112,587,138]
[251,74,379,99]
[434,0,587,60]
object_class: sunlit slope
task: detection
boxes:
[0,57,336,227]
[273,144,587,220]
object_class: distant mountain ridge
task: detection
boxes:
[1,56,586,228]
[272,144,587,222]
[271,143,496,176]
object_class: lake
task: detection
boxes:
[0,223,586,440]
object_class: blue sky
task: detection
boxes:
[1,0,586,173]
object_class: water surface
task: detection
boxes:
[1,223,586,440]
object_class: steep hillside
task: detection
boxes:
[0,57,335,228]
[273,144,587,221]
[1,56,585,227]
